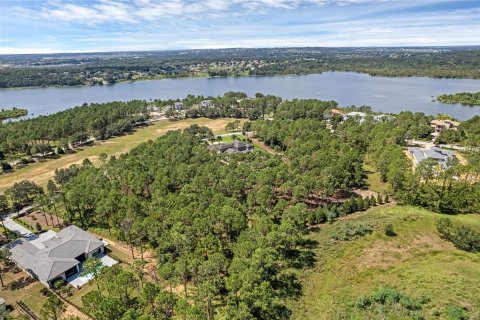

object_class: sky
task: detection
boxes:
[0,0,479,54]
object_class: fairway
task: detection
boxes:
[0,118,245,193]
[292,205,480,320]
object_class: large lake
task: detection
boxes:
[1,72,479,120]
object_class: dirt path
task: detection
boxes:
[250,138,282,156]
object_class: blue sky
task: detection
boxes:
[1,0,479,54]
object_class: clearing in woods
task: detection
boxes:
[0,118,245,193]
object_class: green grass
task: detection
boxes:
[2,280,46,318]
[291,205,480,320]
[364,164,390,194]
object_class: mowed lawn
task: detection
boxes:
[0,118,245,193]
[292,205,480,320]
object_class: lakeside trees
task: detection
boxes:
[2,48,480,88]
[0,100,149,160]
[437,91,480,106]
[0,108,28,121]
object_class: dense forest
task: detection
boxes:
[437,91,480,106]
[1,47,479,88]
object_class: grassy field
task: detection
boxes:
[0,118,245,193]
[1,270,47,318]
[364,163,390,195]
[292,205,480,320]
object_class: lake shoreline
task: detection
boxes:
[1,72,479,120]
[2,70,480,91]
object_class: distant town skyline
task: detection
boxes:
[1,0,479,54]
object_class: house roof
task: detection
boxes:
[430,119,460,128]
[208,140,253,153]
[408,147,456,168]
[9,225,103,283]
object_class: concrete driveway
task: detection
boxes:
[3,214,35,239]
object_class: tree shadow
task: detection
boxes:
[287,238,318,269]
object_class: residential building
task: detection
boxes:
[9,225,109,287]
[208,140,254,154]
[374,114,394,122]
[430,119,460,133]
[174,102,184,110]
[343,112,367,122]
[200,100,212,108]
[407,146,456,169]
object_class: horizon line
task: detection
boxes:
[2,45,480,56]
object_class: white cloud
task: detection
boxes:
[0,47,62,54]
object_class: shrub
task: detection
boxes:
[355,295,371,309]
[35,222,42,232]
[384,224,396,237]
[377,194,383,205]
[436,218,480,253]
[9,280,24,290]
[445,306,469,320]
[355,288,427,317]
[40,287,53,296]
[331,223,373,241]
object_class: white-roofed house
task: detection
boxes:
[9,225,116,288]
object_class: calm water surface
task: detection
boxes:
[0,72,479,120]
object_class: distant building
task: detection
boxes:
[200,100,212,108]
[324,108,345,120]
[430,119,460,133]
[174,102,184,110]
[374,114,394,122]
[343,112,367,122]
[208,140,254,154]
[408,146,456,169]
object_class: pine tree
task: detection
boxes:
[377,194,383,205]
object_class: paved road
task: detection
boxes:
[2,206,36,239]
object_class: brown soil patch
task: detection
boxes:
[19,211,65,230]
[356,233,454,271]
[62,304,90,320]
[352,188,379,198]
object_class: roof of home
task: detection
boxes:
[346,112,367,117]
[408,147,456,168]
[329,108,345,115]
[430,119,460,128]
[9,225,103,283]
[208,140,253,153]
